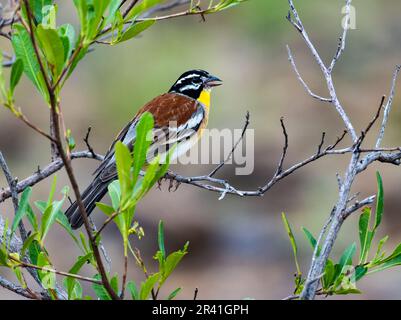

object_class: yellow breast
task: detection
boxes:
[197,89,211,137]
[197,89,211,110]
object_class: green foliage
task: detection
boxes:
[283,171,401,298]
[281,212,301,275]
[0,0,245,300]
[10,59,24,95]
[92,274,113,300]
[36,24,65,77]
[11,187,32,236]
[11,24,49,102]
[204,0,248,13]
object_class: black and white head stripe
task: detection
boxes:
[169,69,217,99]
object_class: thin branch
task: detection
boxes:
[328,0,352,72]
[165,130,350,198]
[286,45,332,102]
[88,217,112,273]
[13,259,102,285]
[0,152,27,241]
[275,117,289,176]
[375,65,401,148]
[51,39,84,90]
[343,195,376,219]
[0,151,103,203]
[84,127,97,158]
[121,0,140,19]
[120,254,128,299]
[208,111,250,177]
[362,96,386,137]
[0,275,41,299]
[287,0,358,142]
[94,211,120,240]
[16,111,57,142]
[140,0,190,19]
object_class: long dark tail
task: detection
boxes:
[65,177,110,229]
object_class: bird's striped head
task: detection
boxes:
[169,70,222,100]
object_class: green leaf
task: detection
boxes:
[370,253,401,273]
[139,273,160,300]
[110,274,119,294]
[21,232,39,258]
[374,171,384,230]
[74,0,111,41]
[103,0,122,28]
[73,0,88,37]
[92,274,112,300]
[41,4,57,29]
[40,198,66,243]
[160,242,189,285]
[110,10,124,43]
[281,212,301,275]
[11,187,32,236]
[65,45,88,81]
[334,288,362,295]
[0,245,9,266]
[64,253,92,299]
[127,281,139,300]
[124,0,164,21]
[10,59,24,95]
[107,180,121,211]
[302,227,320,256]
[28,240,42,265]
[47,175,57,207]
[118,20,155,43]
[355,265,367,281]
[26,204,38,232]
[338,242,356,273]
[36,24,66,77]
[79,232,90,254]
[58,24,76,62]
[29,0,53,24]
[167,287,182,300]
[359,207,371,263]
[115,142,133,199]
[13,267,26,288]
[35,200,78,244]
[158,220,166,260]
[96,202,115,216]
[0,55,7,103]
[381,243,401,264]
[11,24,49,102]
[322,258,335,289]
[373,235,389,262]
[132,112,154,187]
[37,252,55,289]
[213,0,248,12]
[87,0,111,40]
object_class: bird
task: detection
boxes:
[65,69,222,229]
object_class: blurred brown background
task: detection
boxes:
[1,0,401,299]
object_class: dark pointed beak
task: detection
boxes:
[205,75,223,87]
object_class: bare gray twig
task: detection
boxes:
[375,65,401,148]
[0,150,103,204]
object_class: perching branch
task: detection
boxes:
[284,0,401,300]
